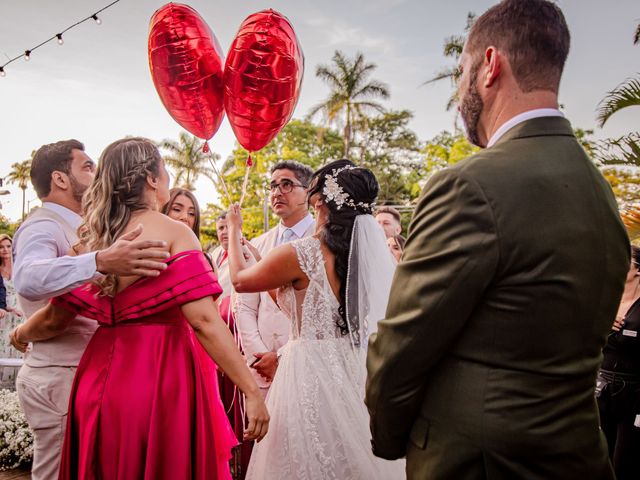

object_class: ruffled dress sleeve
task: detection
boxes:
[51,250,222,324]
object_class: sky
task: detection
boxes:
[0,0,639,221]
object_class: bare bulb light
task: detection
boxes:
[92,14,102,25]
[24,50,31,61]
[56,34,64,45]
[0,67,5,78]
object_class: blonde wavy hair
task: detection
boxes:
[81,137,162,296]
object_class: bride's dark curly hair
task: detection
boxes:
[307,159,379,336]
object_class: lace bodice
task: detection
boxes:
[276,237,344,341]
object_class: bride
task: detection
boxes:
[227,159,405,479]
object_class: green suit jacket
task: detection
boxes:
[366,117,629,478]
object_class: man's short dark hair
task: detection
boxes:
[466,0,570,93]
[31,139,85,199]
[271,161,313,187]
[375,206,401,224]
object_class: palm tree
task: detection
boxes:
[308,50,389,158]
[595,22,640,166]
[6,156,32,220]
[424,12,476,112]
[159,132,218,190]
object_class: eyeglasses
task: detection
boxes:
[269,179,306,194]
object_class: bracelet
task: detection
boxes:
[14,325,25,345]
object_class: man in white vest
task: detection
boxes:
[235,161,315,396]
[11,139,168,480]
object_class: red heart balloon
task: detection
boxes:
[148,3,225,140]
[224,9,304,152]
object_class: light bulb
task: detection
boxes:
[56,34,64,45]
[24,50,31,61]
[92,14,102,25]
[0,68,5,78]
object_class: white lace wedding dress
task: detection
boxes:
[245,236,405,479]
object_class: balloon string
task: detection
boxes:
[239,154,252,207]
[206,152,233,205]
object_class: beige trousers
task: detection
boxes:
[16,365,76,480]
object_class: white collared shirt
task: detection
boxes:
[487,108,564,148]
[13,202,99,301]
[277,213,314,245]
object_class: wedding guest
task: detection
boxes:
[597,246,640,480]
[227,159,404,479]
[235,161,315,396]
[387,234,405,263]
[11,137,268,479]
[375,206,402,239]
[162,187,201,235]
[366,1,630,479]
[10,139,168,480]
[0,234,23,388]
[210,211,254,480]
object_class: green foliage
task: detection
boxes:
[422,130,479,175]
[309,50,390,158]
[601,167,640,209]
[159,132,217,190]
[205,119,343,240]
[6,156,32,221]
[424,12,476,112]
[354,110,423,207]
[596,76,640,128]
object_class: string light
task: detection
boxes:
[0,0,120,77]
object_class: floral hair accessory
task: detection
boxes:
[322,165,374,211]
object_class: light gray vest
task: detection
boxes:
[16,207,98,367]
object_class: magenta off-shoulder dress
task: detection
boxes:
[53,251,237,480]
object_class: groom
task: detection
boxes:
[366,1,630,479]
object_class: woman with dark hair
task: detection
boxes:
[10,137,268,479]
[162,187,201,237]
[597,245,640,480]
[226,159,404,479]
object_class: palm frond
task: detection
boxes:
[596,75,640,127]
[595,132,640,167]
[634,22,640,45]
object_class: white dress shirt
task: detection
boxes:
[487,108,564,148]
[13,202,99,301]
[276,214,315,246]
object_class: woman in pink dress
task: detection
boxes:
[11,138,269,479]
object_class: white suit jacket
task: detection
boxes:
[235,220,316,388]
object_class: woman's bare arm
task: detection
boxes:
[172,221,270,441]
[226,204,306,293]
[10,303,75,352]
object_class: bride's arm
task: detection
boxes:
[226,204,306,293]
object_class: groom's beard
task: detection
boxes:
[460,65,484,148]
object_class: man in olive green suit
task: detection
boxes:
[366,1,630,479]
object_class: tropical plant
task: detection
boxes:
[159,132,218,190]
[6,156,32,221]
[424,12,476,112]
[308,50,389,158]
[206,119,344,240]
[354,110,423,206]
[594,22,640,167]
